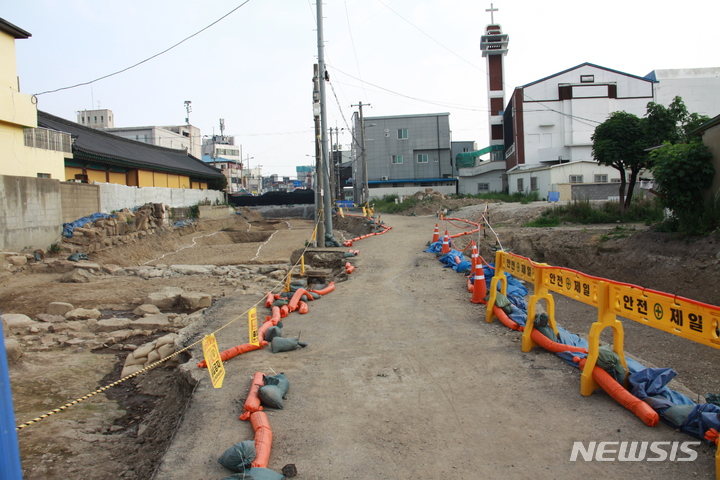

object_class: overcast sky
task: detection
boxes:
[5,0,718,178]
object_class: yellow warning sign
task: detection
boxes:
[248,307,259,346]
[608,283,720,349]
[202,334,225,389]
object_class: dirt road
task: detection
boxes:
[154,213,717,479]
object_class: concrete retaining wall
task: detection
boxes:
[97,183,224,213]
[198,205,235,219]
[0,174,225,251]
[0,175,63,251]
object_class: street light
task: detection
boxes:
[243,155,253,190]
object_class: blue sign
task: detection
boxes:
[293,180,302,188]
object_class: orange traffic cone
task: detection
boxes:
[471,262,487,304]
[431,224,440,243]
[441,231,451,254]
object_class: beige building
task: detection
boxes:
[0,17,68,180]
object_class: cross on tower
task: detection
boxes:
[486,3,499,23]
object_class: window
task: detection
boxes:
[397,128,408,140]
[37,173,51,178]
[530,176,538,191]
[391,155,403,164]
[81,117,85,124]
[569,175,583,183]
[580,75,594,83]
[611,178,621,183]
[594,174,608,183]
[417,154,428,163]
[517,178,524,192]
[100,116,104,122]
[478,183,489,192]
[94,116,97,122]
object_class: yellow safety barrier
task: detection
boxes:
[487,250,720,396]
[488,249,720,480]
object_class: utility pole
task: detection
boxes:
[312,64,325,247]
[316,0,333,240]
[352,101,370,205]
[329,127,336,203]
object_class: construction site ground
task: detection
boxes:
[4,200,720,479]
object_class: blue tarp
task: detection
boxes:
[62,212,114,238]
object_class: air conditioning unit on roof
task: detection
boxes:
[381,176,388,181]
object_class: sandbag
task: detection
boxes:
[596,344,627,383]
[271,337,308,354]
[218,440,256,473]
[245,467,286,480]
[493,292,514,315]
[258,373,289,410]
[264,373,289,396]
[533,312,557,343]
[219,473,254,480]
[272,299,289,307]
[662,404,696,429]
[258,385,285,409]
[264,326,282,343]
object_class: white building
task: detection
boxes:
[201,135,244,193]
[506,160,631,201]
[78,109,114,128]
[504,62,654,170]
[646,67,720,118]
[91,108,203,158]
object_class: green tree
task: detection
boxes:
[649,140,715,234]
[208,175,228,192]
[645,96,710,146]
[591,111,648,214]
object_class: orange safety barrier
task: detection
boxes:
[239,372,265,420]
[264,305,281,324]
[530,328,588,354]
[345,262,355,274]
[249,411,273,468]
[298,301,309,314]
[342,223,393,246]
[493,305,524,331]
[264,291,275,309]
[197,342,263,368]
[280,305,289,318]
[575,357,659,427]
[258,306,282,340]
[288,288,313,312]
[310,281,335,296]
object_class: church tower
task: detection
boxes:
[480,4,509,158]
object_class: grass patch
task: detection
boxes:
[372,194,420,214]
[524,196,664,227]
[455,191,541,203]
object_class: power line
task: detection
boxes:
[34,1,252,96]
